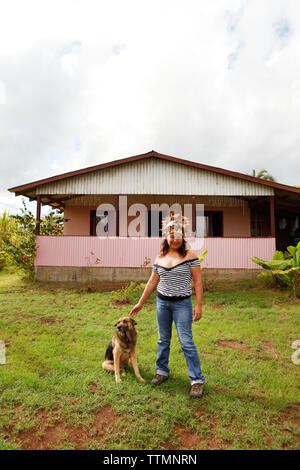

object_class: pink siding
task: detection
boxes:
[35,236,276,269]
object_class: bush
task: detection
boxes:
[0,209,18,271]
[40,210,64,235]
[251,242,300,298]
[1,201,37,280]
[1,199,66,279]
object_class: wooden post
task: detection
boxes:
[191,196,196,234]
[254,209,258,236]
[114,195,119,237]
[209,212,213,237]
[36,195,41,235]
[270,195,275,237]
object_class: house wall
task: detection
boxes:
[35,266,263,283]
[223,207,251,237]
[63,203,251,237]
[63,206,91,236]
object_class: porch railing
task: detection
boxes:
[34,236,276,269]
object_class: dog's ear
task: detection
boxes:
[130,318,137,326]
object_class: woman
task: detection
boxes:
[129,213,205,398]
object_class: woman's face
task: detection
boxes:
[166,232,183,250]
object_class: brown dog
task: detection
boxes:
[102,316,145,384]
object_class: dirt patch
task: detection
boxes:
[217,339,284,361]
[39,316,64,324]
[14,404,120,450]
[168,425,204,450]
[210,300,225,310]
[217,339,254,353]
[16,409,84,450]
[260,341,279,359]
[93,405,120,434]
[277,313,290,319]
[161,406,230,450]
[88,383,105,395]
[276,404,300,449]
[163,423,230,450]
[279,404,300,428]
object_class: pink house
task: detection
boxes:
[8,150,300,283]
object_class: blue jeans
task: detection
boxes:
[155,295,205,385]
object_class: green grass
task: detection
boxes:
[0,265,299,450]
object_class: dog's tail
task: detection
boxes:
[104,341,113,361]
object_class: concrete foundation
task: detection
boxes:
[35,266,262,283]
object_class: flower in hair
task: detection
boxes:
[161,213,192,237]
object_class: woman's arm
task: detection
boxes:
[190,260,203,321]
[129,272,160,317]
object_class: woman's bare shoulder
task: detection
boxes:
[154,254,162,264]
[186,250,198,260]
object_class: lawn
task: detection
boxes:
[0,265,299,450]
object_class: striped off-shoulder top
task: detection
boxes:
[152,258,201,301]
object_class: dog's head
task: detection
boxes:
[114,316,137,334]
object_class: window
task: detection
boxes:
[197,210,223,237]
[146,210,168,237]
[250,209,270,236]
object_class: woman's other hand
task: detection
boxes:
[129,302,143,317]
[193,304,202,321]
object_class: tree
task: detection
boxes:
[252,169,276,182]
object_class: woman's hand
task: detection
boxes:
[129,302,143,317]
[193,304,202,322]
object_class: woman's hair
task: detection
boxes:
[159,236,188,258]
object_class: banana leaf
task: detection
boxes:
[198,249,208,264]
[278,273,293,285]
[273,250,285,260]
[251,257,272,270]
[287,242,300,267]
[251,257,292,270]
[273,267,300,275]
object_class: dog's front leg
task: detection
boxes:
[130,350,145,383]
[113,348,122,383]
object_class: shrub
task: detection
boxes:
[0,209,19,270]
[1,199,67,278]
[40,210,64,235]
[251,242,300,298]
[1,200,37,280]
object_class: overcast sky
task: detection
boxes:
[0,0,299,216]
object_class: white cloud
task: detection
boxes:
[1,0,300,215]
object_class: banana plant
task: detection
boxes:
[251,242,300,295]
